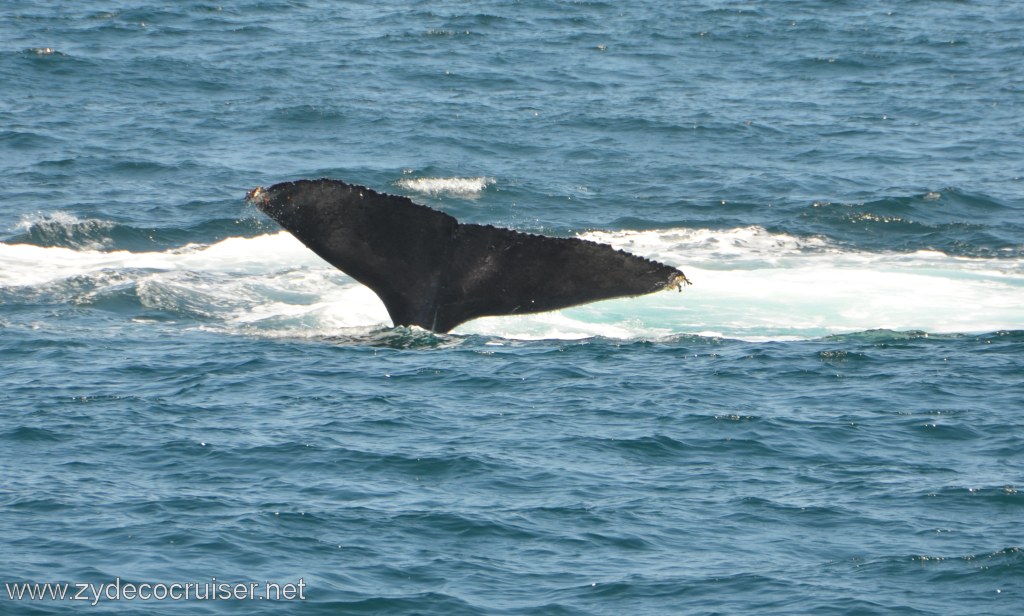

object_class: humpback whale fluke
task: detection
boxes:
[247,179,690,333]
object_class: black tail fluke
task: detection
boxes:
[248,179,690,332]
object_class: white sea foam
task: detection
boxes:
[577,227,1024,338]
[2,227,1022,341]
[394,176,494,197]
[579,226,837,267]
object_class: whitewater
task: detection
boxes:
[4,213,1022,341]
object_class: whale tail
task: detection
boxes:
[248,179,690,332]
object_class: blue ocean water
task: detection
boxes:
[2,1,1023,614]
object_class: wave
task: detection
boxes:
[7,212,270,252]
[25,47,64,57]
[2,227,1022,342]
[794,188,1024,259]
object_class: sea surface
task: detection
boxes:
[2,1,1023,614]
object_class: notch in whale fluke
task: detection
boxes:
[247,179,690,333]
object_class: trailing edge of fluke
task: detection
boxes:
[247,179,690,333]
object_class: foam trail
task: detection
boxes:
[2,227,1022,341]
[559,227,1024,340]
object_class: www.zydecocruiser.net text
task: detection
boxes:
[5,578,306,605]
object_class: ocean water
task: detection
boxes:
[2,1,1023,614]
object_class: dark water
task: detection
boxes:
[2,2,1023,614]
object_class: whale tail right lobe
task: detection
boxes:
[432,222,686,332]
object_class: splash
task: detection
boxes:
[394,176,494,197]
[11,212,119,251]
[2,226,1022,341]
